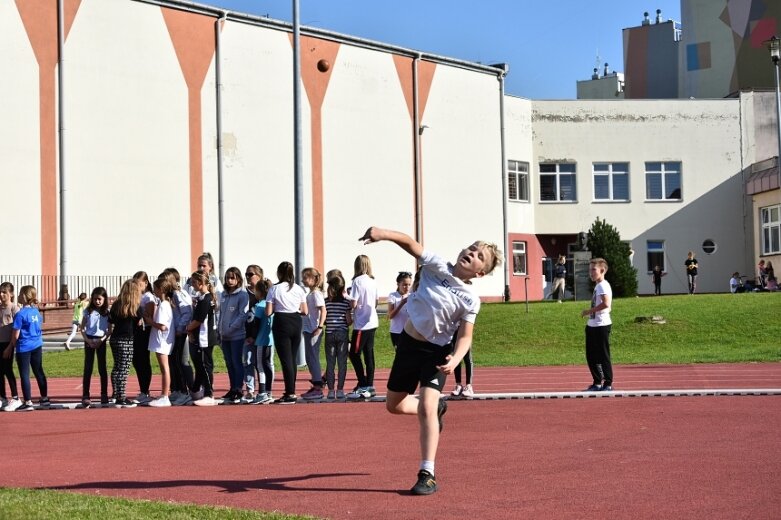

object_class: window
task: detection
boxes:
[593,162,629,201]
[645,162,682,200]
[761,205,781,255]
[702,239,717,255]
[512,241,527,275]
[539,163,576,202]
[647,240,665,272]
[507,160,529,202]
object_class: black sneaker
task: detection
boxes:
[116,398,137,408]
[437,399,447,433]
[81,398,92,409]
[16,401,35,412]
[275,394,298,405]
[39,397,51,408]
[411,470,437,495]
[584,384,602,392]
[600,385,614,392]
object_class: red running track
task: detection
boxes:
[3,363,781,519]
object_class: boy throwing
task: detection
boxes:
[580,258,613,391]
[359,226,501,495]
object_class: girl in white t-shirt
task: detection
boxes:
[346,255,379,399]
[148,277,175,407]
[387,271,413,349]
[301,268,327,400]
[266,261,308,404]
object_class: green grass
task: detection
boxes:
[10,293,780,518]
[0,488,317,520]
[43,293,781,377]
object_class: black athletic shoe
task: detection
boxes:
[411,470,437,495]
[39,397,51,408]
[584,384,602,392]
[275,394,298,405]
[437,399,447,433]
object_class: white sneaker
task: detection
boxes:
[193,396,218,407]
[451,384,463,397]
[133,392,152,405]
[148,396,171,407]
[3,398,22,412]
[461,384,475,398]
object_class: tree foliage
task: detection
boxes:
[586,217,638,297]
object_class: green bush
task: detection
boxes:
[586,217,638,297]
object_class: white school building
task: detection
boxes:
[1,0,779,301]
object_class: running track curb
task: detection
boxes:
[5,388,781,410]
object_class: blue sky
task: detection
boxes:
[207,1,682,99]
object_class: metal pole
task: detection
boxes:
[495,63,510,301]
[57,0,69,302]
[215,11,227,278]
[774,60,781,188]
[412,54,423,245]
[524,277,529,313]
[293,0,305,277]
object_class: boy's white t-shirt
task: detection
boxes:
[387,290,409,334]
[587,280,612,327]
[148,300,174,354]
[406,250,480,346]
[350,274,378,330]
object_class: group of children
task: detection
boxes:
[1,231,512,496]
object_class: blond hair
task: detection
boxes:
[301,267,324,291]
[113,279,141,319]
[476,241,503,275]
[18,285,38,306]
[353,255,373,279]
[590,257,609,272]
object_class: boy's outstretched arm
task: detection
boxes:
[359,227,423,259]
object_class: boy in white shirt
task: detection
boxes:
[580,258,614,392]
[358,226,501,496]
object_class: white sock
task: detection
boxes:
[420,460,435,475]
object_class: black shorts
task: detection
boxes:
[387,330,452,394]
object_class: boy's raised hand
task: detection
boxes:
[359,227,383,244]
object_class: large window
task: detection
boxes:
[645,162,682,200]
[508,160,529,202]
[647,240,665,272]
[761,205,781,255]
[512,241,527,275]
[539,163,576,202]
[593,162,629,201]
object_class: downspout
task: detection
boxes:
[495,63,510,301]
[412,53,423,244]
[293,0,305,277]
[215,10,227,277]
[57,0,69,301]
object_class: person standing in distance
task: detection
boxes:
[685,251,698,295]
[581,258,613,392]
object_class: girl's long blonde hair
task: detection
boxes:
[353,255,373,280]
[113,279,141,319]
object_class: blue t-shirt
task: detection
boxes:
[253,301,274,347]
[13,306,43,353]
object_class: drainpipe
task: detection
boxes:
[493,63,510,301]
[215,10,227,277]
[412,53,423,244]
[57,0,69,301]
[293,0,305,278]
